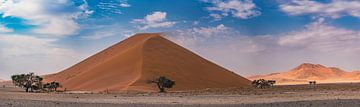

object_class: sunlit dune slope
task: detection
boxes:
[45,33,251,92]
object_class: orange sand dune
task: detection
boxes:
[249,63,360,85]
[45,33,251,92]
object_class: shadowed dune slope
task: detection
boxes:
[249,63,360,85]
[45,33,251,92]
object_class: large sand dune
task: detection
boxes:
[45,33,250,92]
[249,63,360,85]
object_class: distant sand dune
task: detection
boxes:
[45,33,251,92]
[249,63,360,85]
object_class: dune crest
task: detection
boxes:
[249,63,360,85]
[45,33,251,92]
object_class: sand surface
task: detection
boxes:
[2,81,360,107]
[2,99,360,107]
[45,33,250,92]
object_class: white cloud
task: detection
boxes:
[280,0,360,19]
[192,21,200,25]
[80,23,136,40]
[78,1,94,18]
[97,1,123,15]
[165,24,262,52]
[0,24,13,33]
[0,0,91,37]
[119,3,130,7]
[165,21,360,76]
[81,31,116,40]
[0,34,82,79]
[209,13,222,21]
[32,18,80,37]
[0,35,56,57]
[119,0,131,7]
[279,18,360,52]
[131,11,176,30]
[165,24,238,49]
[145,11,167,22]
[0,0,92,79]
[192,24,230,38]
[203,0,261,19]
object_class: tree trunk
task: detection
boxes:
[159,88,165,93]
[157,83,165,93]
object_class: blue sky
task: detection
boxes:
[1,0,360,79]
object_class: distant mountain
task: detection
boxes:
[249,63,360,85]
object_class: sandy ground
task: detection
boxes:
[2,81,360,107]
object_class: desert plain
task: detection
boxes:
[2,81,360,107]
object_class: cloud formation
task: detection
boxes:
[119,0,131,8]
[279,18,360,52]
[0,24,13,33]
[97,1,123,15]
[0,0,91,79]
[280,0,360,19]
[0,0,91,37]
[131,11,176,30]
[165,21,360,76]
[81,25,134,40]
[0,34,82,79]
[203,0,261,19]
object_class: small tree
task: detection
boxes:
[11,74,27,88]
[44,81,61,92]
[309,81,316,85]
[268,80,276,86]
[252,79,276,89]
[11,73,43,92]
[149,76,175,92]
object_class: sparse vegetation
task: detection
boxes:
[309,81,316,85]
[11,73,43,92]
[149,76,175,92]
[11,73,61,92]
[43,81,61,92]
[252,79,276,89]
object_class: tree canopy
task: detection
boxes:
[11,73,61,92]
[149,76,175,92]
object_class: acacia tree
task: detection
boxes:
[11,73,43,92]
[11,74,27,88]
[149,76,175,92]
[252,79,276,89]
[44,81,61,92]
